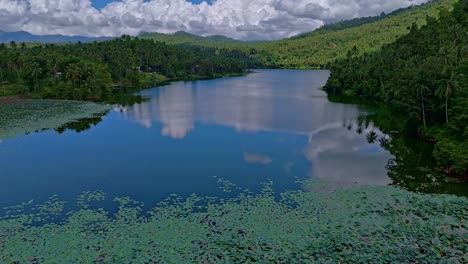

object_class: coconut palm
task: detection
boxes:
[65,63,83,89]
[436,72,460,124]
[412,84,431,128]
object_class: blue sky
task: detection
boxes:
[92,0,211,9]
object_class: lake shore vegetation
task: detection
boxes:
[325,0,467,178]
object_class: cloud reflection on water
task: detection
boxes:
[118,70,393,187]
[304,122,392,191]
[244,152,273,165]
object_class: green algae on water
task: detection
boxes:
[0,99,111,140]
[0,183,466,263]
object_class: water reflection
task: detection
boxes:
[304,122,392,191]
[56,115,106,134]
[244,152,273,165]
[118,70,393,187]
[121,71,362,137]
[359,107,468,196]
[1,70,464,209]
[119,84,195,138]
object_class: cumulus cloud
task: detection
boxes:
[0,0,429,40]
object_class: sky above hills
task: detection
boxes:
[0,0,428,40]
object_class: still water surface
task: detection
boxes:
[0,70,462,208]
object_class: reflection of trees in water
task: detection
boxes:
[305,120,391,189]
[52,95,146,134]
[365,131,378,144]
[55,114,106,134]
[107,93,146,106]
[356,106,468,196]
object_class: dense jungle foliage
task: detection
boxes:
[325,0,468,177]
[139,31,243,46]
[0,182,467,263]
[0,0,456,103]
[141,0,456,69]
[0,37,247,101]
[257,0,457,68]
[139,32,268,68]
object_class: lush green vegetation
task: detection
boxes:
[325,0,467,177]
[257,0,456,68]
[0,181,466,263]
[139,31,244,46]
[139,32,265,69]
[0,0,456,103]
[0,36,247,101]
[0,99,110,140]
[349,105,468,196]
[305,4,427,34]
[139,0,456,69]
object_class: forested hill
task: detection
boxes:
[139,31,263,68]
[293,2,427,37]
[0,36,247,101]
[139,31,244,46]
[257,0,457,68]
[325,0,467,176]
[138,0,457,69]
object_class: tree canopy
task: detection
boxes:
[325,0,467,176]
[0,37,247,101]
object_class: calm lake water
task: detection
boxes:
[0,70,465,208]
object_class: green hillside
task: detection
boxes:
[258,0,457,68]
[139,31,263,68]
[139,31,244,46]
[325,0,467,176]
[292,3,426,37]
[139,0,457,69]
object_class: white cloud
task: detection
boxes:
[0,0,429,40]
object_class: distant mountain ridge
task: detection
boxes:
[139,31,244,46]
[0,30,112,44]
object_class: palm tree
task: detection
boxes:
[436,72,459,124]
[0,67,4,87]
[32,65,40,91]
[65,64,82,89]
[25,62,40,91]
[412,84,431,128]
[366,131,378,144]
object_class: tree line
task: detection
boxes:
[0,36,247,101]
[325,0,467,176]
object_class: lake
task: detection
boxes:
[0,70,465,209]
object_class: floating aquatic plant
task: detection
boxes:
[0,182,466,263]
[0,99,111,140]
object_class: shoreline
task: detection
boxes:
[0,70,251,104]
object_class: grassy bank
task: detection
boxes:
[0,182,466,263]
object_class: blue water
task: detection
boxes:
[0,70,393,208]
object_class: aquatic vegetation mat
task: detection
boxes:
[0,99,111,139]
[0,183,466,263]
